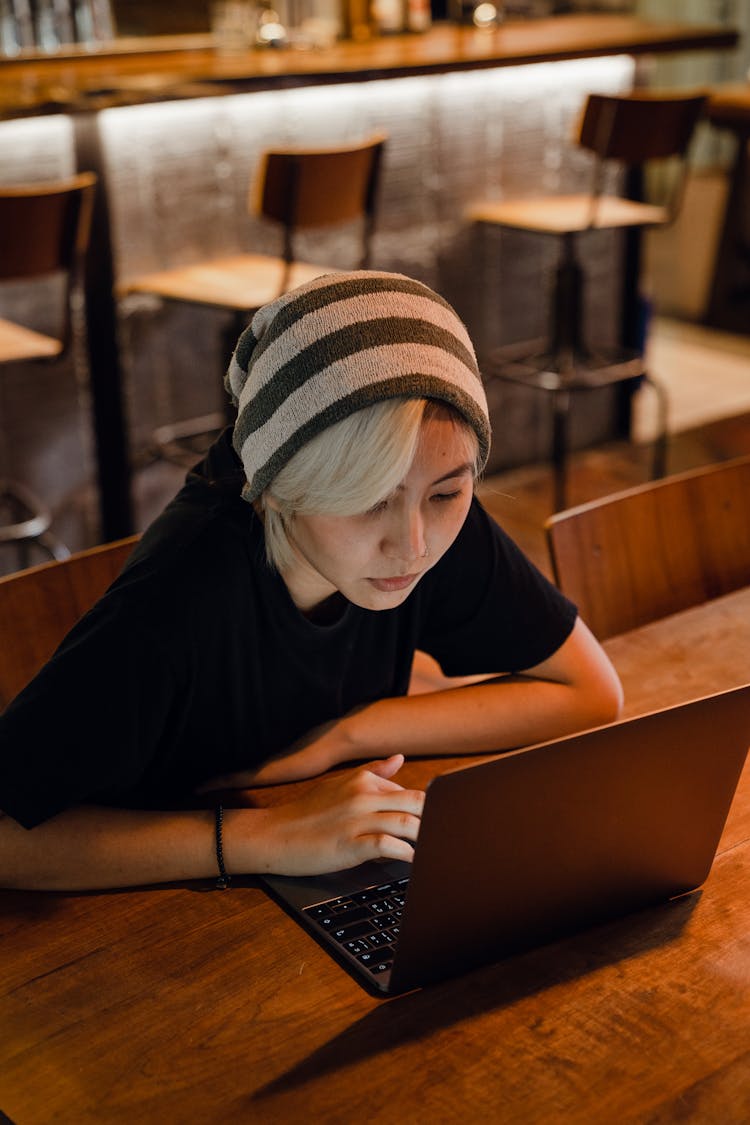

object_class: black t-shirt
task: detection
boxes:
[0,433,577,829]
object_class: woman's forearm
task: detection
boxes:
[341,618,623,761]
[342,675,611,761]
[0,755,426,891]
[0,805,267,892]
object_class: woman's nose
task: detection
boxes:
[382,508,427,562]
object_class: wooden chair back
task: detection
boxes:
[545,455,750,641]
[0,173,96,282]
[0,172,97,356]
[255,133,387,268]
[579,92,706,163]
[0,534,138,710]
[577,91,706,223]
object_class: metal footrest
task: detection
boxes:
[149,412,227,470]
[0,481,69,561]
[482,339,645,391]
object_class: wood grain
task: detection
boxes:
[546,454,750,640]
[0,535,138,707]
[2,586,750,1122]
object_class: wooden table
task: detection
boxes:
[705,83,750,335]
[2,588,750,1123]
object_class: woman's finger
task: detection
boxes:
[364,753,405,780]
[358,809,422,843]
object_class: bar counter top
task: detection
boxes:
[0,14,739,118]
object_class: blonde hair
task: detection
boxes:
[259,397,480,572]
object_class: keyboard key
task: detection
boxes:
[304,879,411,972]
[330,903,369,920]
[370,898,395,914]
[305,904,368,927]
[358,948,393,968]
[308,904,334,919]
[368,930,393,947]
[332,921,374,942]
[372,913,398,929]
[344,938,372,955]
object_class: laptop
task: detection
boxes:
[262,683,750,997]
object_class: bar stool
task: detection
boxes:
[467,91,706,510]
[0,173,97,568]
[120,133,387,467]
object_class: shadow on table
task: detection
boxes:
[251,891,698,1102]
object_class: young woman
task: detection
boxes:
[0,271,622,890]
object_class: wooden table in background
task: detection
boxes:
[2,588,750,1123]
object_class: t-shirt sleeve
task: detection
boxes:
[0,593,179,829]
[417,498,578,676]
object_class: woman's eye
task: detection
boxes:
[431,490,461,503]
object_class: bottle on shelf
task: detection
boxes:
[340,0,375,40]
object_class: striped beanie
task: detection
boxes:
[225,270,491,502]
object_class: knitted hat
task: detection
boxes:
[225,270,491,502]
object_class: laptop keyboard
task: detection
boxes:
[303,877,410,976]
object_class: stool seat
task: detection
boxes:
[0,318,63,364]
[119,254,333,313]
[467,194,668,235]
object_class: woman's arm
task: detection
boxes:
[204,617,623,788]
[0,755,424,891]
[346,616,623,758]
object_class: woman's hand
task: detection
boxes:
[0,757,422,890]
[238,754,425,876]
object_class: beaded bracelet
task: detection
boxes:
[214,804,231,890]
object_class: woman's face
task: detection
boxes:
[280,413,476,615]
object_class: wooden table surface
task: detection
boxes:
[2,588,750,1124]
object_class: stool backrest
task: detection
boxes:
[545,455,750,641]
[577,91,706,223]
[254,133,387,269]
[0,534,138,710]
[0,172,97,354]
[0,173,96,282]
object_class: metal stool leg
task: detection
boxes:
[643,372,669,480]
[551,388,572,512]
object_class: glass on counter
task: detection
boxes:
[211,0,261,50]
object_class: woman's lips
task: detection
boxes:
[368,574,419,592]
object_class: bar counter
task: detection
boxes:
[0,15,738,548]
[0,16,739,116]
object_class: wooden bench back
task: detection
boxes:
[545,456,750,640]
[0,535,138,709]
